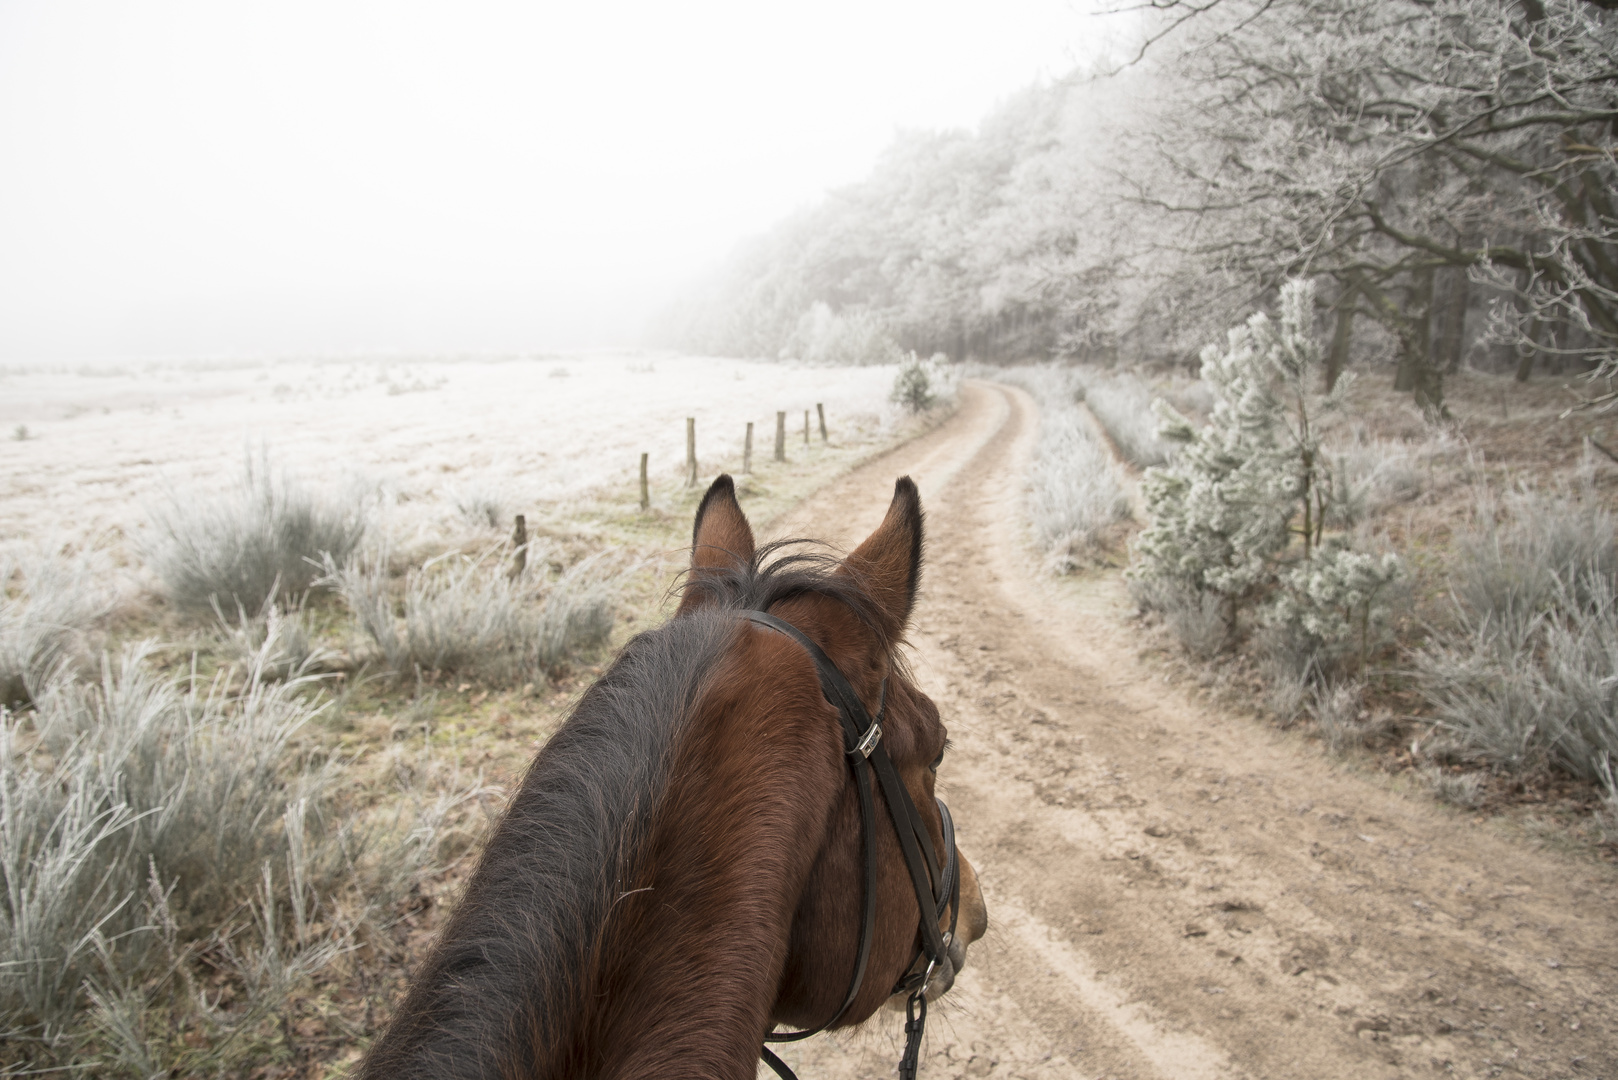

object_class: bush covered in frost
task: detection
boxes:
[0,549,115,706]
[1130,279,1402,670]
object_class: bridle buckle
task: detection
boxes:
[851,722,882,759]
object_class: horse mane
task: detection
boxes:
[362,538,893,1079]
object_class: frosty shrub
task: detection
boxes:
[1416,483,1618,781]
[791,302,907,366]
[1452,483,1615,624]
[1131,279,1401,664]
[997,365,1131,572]
[889,353,934,414]
[1321,428,1433,528]
[328,543,621,684]
[1129,576,1231,659]
[146,449,368,617]
[0,548,116,706]
[0,630,479,1068]
[1311,680,1375,756]
[1266,539,1402,671]
[212,594,327,682]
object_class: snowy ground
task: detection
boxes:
[0,352,902,551]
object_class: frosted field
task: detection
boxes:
[0,353,901,551]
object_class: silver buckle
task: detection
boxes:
[852,722,882,759]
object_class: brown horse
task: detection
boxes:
[360,475,988,1080]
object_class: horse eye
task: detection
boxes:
[929,749,945,773]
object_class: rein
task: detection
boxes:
[743,611,961,1080]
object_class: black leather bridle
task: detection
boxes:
[744,611,962,1080]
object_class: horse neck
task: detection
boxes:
[575,665,848,1079]
[360,630,848,1080]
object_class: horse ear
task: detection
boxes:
[676,475,756,616]
[840,477,924,637]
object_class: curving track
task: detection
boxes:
[761,381,1618,1080]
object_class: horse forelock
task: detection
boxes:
[675,538,909,675]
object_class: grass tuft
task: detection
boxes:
[145,449,367,617]
[1416,483,1618,781]
[997,366,1131,572]
[0,548,116,706]
[326,542,622,684]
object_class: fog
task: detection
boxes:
[0,0,1124,363]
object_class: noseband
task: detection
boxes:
[744,611,962,1080]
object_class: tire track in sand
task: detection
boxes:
[762,382,1618,1080]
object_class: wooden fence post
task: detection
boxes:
[817,403,827,443]
[639,452,649,510]
[803,409,810,446]
[774,411,786,462]
[508,514,527,581]
[686,417,697,487]
[743,422,753,474]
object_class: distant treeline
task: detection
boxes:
[660,0,1617,413]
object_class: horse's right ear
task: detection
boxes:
[838,476,924,640]
[676,475,755,616]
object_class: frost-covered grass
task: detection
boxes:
[0,547,116,706]
[326,541,623,684]
[145,449,367,617]
[1073,369,1176,468]
[996,366,1131,571]
[0,628,487,1070]
[1416,482,1618,780]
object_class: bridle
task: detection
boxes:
[743,611,961,1080]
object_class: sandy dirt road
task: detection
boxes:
[759,382,1618,1080]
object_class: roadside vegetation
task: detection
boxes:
[997,284,1618,852]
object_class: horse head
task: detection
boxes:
[361,474,986,1080]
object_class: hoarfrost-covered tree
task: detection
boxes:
[1134,280,1401,653]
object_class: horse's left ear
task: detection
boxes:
[841,477,924,637]
[676,474,756,616]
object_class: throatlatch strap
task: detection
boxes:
[746,611,879,1041]
[761,1046,800,1080]
[743,608,955,1080]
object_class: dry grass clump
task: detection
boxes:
[326,541,622,684]
[0,627,485,1074]
[1415,481,1617,781]
[145,449,368,618]
[1420,766,1487,810]
[0,547,116,706]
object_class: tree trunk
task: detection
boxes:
[1515,314,1543,382]
[1325,282,1356,392]
[1394,265,1434,393]
[1434,267,1470,374]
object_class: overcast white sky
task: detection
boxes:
[0,1,1133,363]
